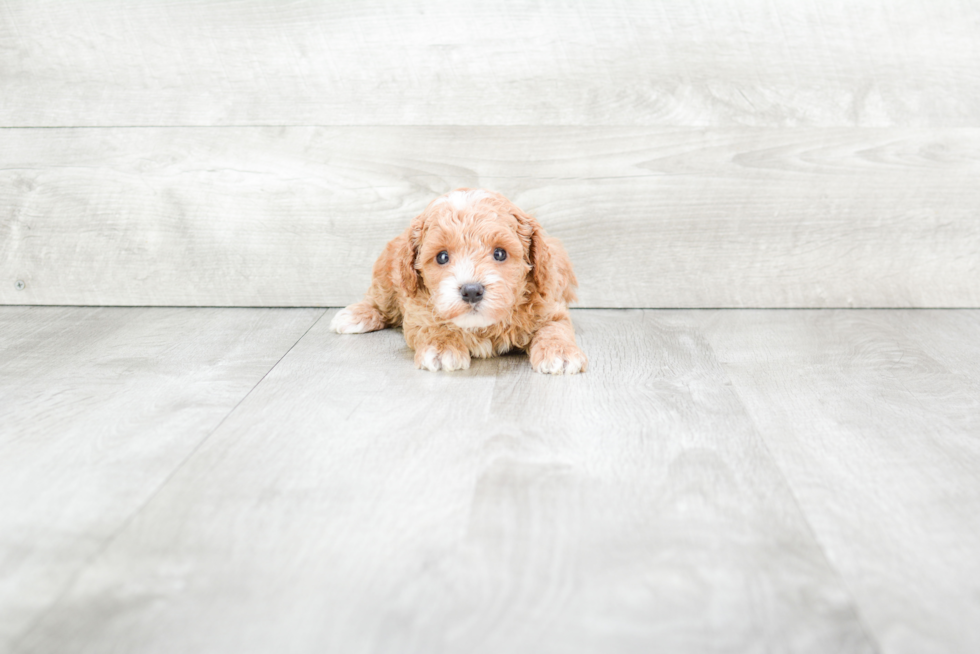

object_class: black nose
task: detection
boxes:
[460,283,485,304]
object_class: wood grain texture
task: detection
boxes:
[701,309,980,654]
[1,0,978,127]
[0,306,322,650]
[12,310,874,654]
[2,126,978,308]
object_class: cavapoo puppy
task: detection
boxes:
[331,188,588,374]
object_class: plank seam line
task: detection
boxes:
[11,124,967,130]
[701,322,885,654]
[3,305,979,311]
[9,308,329,650]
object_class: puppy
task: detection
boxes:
[331,189,587,374]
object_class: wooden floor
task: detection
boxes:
[2,307,978,654]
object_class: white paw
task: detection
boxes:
[330,308,368,334]
[417,347,471,372]
[533,350,587,375]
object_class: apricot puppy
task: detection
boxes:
[331,189,588,374]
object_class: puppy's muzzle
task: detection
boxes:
[460,283,485,305]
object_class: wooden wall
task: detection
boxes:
[1,1,978,307]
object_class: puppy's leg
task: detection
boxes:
[330,300,387,334]
[529,317,588,375]
[410,331,471,372]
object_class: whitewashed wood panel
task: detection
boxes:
[0,307,322,650]
[12,310,874,654]
[702,309,980,654]
[1,0,978,127]
[1,126,978,308]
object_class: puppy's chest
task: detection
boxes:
[458,326,531,358]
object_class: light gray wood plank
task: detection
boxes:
[13,310,874,654]
[701,309,980,654]
[0,306,322,650]
[1,0,978,127]
[2,126,978,308]
[884,310,980,388]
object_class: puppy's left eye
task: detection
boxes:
[493,248,507,262]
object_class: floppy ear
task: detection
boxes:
[514,206,577,303]
[513,207,552,298]
[395,212,425,295]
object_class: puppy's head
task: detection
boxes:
[398,189,552,329]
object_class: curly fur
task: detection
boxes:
[332,189,588,375]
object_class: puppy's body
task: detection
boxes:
[332,189,587,374]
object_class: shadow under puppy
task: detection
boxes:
[331,189,588,374]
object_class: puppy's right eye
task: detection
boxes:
[436,251,449,265]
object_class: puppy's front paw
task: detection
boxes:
[331,303,385,334]
[530,343,588,375]
[415,345,471,372]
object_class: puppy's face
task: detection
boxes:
[413,190,531,329]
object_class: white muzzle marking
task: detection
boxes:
[436,257,499,329]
